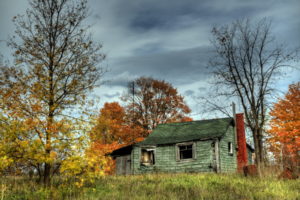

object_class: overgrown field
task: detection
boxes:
[1,174,299,200]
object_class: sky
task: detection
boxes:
[0,0,299,119]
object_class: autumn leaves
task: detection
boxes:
[268,82,300,172]
[89,77,193,174]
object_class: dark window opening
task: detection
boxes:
[141,148,155,166]
[179,144,193,160]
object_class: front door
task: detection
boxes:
[212,140,220,173]
[116,154,131,175]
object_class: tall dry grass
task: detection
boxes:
[1,173,299,200]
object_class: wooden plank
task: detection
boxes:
[125,155,131,175]
[215,140,220,173]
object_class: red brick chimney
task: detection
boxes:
[236,113,248,172]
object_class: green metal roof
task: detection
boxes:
[138,117,233,145]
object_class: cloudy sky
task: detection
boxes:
[0,0,299,119]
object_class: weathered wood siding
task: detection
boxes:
[131,125,237,174]
[116,154,131,175]
[219,126,237,172]
[132,140,215,174]
[247,147,253,165]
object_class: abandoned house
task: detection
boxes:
[110,113,254,175]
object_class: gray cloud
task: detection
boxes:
[108,46,213,86]
[198,87,207,92]
[103,92,121,99]
[184,90,195,97]
[1,0,299,119]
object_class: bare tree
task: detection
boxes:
[208,18,297,173]
[0,0,105,185]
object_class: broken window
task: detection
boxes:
[140,148,155,166]
[176,142,195,161]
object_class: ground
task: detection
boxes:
[1,173,299,200]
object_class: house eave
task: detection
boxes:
[109,144,133,158]
[136,136,220,146]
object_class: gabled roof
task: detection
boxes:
[138,117,233,145]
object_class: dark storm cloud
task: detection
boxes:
[88,0,299,118]
[89,0,299,47]
[108,46,212,86]
[127,1,262,32]
[132,42,165,56]
[1,0,299,119]
[104,71,138,88]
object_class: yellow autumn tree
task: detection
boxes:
[268,82,300,171]
[0,0,105,185]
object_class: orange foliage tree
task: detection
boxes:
[268,82,300,171]
[123,77,192,137]
[89,102,144,174]
[91,102,143,144]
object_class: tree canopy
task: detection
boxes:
[0,0,105,185]
[123,77,192,137]
[268,82,300,171]
[90,102,144,145]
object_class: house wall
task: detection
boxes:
[116,154,131,175]
[132,140,215,174]
[247,147,253,165]
[131,125,237,174]
[219,126,237,172]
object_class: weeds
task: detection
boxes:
[0,173,299,200]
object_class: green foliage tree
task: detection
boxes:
[0,0,105,185]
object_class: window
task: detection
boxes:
[176,142,195,161]
[141,148,155,166]
[228,142,233,155]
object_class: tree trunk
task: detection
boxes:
[43,162,51,186]
[44,111,53,186]
[44,122,52,186]
[258,130,265,167]
[36,166,42,183]
[253,129,263,176]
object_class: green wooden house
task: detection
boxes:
[111,114,254,175]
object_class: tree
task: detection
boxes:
[90,102,143,144]
[89,102,144,174]
[0,0,105,185]
[123,77,191,137]
[268,82,300,172]
[208,19,296,172]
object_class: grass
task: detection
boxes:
[1,173,299,200]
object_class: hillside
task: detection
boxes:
[2,173,299,200]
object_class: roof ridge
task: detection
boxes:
[139,117,234,145]
[157,117,233,126]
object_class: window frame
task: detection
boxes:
[228,142,233,155]
[140,146,156,166]
[176,142,196,162]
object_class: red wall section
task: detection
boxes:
[236,113,248,172]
